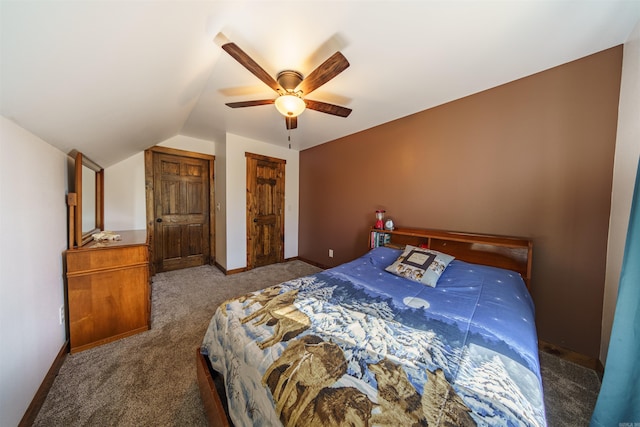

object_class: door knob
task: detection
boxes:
[253,218,258,223]
[156,218,163,223]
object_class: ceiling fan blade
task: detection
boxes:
[296,52,349,96]
[221,42,282,93]
[226,99,275,108]
[285,116,298,130]
[305,99,352,117]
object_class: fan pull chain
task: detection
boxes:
[288,130,291,149]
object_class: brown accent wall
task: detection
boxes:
[299,46,623,359]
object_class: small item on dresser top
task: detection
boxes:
[384,218,395,231]
[92,230,121,242]
[375,210,385,229]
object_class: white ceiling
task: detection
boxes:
[1,1,639,167]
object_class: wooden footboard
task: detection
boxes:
[196,348,231,427]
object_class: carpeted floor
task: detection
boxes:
[34,261,601,426]
[539,351,601,426]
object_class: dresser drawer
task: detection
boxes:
[66,245,148,274]
[68,264,150,351]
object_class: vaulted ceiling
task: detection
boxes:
[1,1,639,167]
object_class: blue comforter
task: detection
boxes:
[202,247,546,426]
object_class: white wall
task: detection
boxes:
[601,20,640,363]
[225,133,300,270]
[104,152,146,230]
[214,136,228,268]
[0,116,68,426]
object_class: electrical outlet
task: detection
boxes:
[59,305,65,325]
[329,249,334,258]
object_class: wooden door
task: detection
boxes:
[150,150,212,272]
[246,153,285,269]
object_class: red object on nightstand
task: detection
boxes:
[375,210,385,229]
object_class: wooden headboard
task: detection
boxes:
[370,227,533,290]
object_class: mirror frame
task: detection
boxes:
[73,151,104,247]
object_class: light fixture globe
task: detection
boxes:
[275,94,306,117]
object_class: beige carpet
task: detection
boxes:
[34,260,600,426]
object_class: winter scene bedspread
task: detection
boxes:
[201,246,546,426]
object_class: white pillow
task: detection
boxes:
[385,245,454,287]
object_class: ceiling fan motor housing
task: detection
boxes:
[277,70,303,92]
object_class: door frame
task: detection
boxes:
[245,152,285,270]
[144,145,215,275]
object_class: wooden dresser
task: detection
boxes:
[65,230,150,353]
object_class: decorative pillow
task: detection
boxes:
[385,245,454,287]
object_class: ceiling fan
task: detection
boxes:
[220,40,352,130]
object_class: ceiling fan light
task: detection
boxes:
[275,94,306,117]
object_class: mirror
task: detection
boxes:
[72,151,104,247]
[81,164,97,234]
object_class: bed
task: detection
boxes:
[196,228,545,426]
